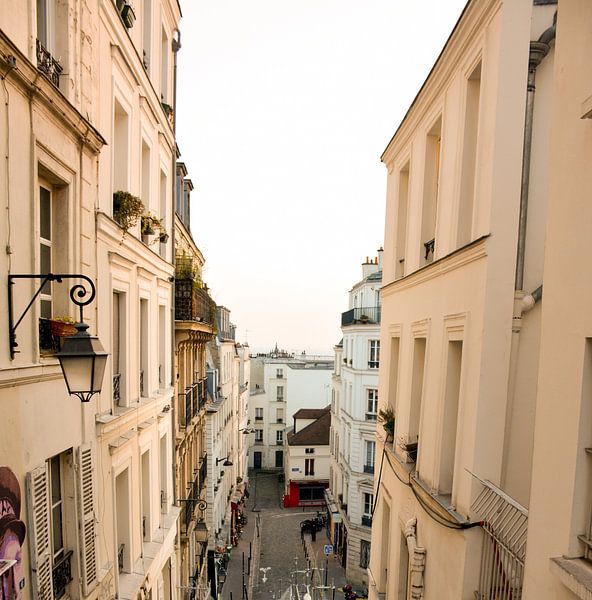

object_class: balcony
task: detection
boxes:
[52,550,73,599]
[181,459,207,534]
[175,280,215,326]
[361,515,372,527]
[179,379,207,428]
[364,464,375,474]
[36,39,62,88]
[341,306,381,327]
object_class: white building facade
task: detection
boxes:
[248,352,333,471]
[329,254,382,587]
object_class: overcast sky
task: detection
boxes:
[176,1,467,355]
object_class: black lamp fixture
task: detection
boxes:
[216,456,233,467]
[8,273,108,402]
[240,427,256,435]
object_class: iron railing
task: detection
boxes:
[363,464,375,474]
[361,516,372,527]
[341,306,381,327]
[36,39,62,88]
[179,379,207,428]
[118,544,125,574]
[472,478,528,600]
[113,373,121,404]
[139,370,144,396]
[52,550,73,599]
[175,280,215,325]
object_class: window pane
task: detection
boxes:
[41,298,52,319]
[50,456,61,502]
[40,186,51,240]
[52,504,63,555]
[40,244,51,281]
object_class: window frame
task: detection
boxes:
[369,340,380,369]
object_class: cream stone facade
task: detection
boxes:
[368,1,558,599]
[0,2,182,600]
[173,163,216,600]
[329,253,381,587]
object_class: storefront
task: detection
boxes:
[323,489,342,551]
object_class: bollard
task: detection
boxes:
[325,559,328,586]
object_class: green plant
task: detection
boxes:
[378,406,395,438]
[52,315,76,324]
[141,212,164,235]
[113,191,145,233]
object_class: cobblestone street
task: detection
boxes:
[221,471,346,600]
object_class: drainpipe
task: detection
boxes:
[170,28,182,507]
[502,16,555,485]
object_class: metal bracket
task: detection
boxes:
[8,273,96,360]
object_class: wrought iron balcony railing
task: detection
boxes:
[118,544,125,573]
[175,280,215,326]
[36,39,63,88]
[361,515,372,527]
[341,306,381,327]
[113,373,121,404]
[52,550,73,599]
[179,379,208,428]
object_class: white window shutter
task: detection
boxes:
[26,464,54,600]
[76,444,97,595]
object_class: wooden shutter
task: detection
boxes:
[76,444,97,595]
[26,464,54,600]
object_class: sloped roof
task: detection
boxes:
[288,408,331,446]
[293,408,329,420]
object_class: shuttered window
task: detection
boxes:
[27,465,54,600]
[76,445,97,595]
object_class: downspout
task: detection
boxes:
[502,16,555,485]
[170,27,181,507]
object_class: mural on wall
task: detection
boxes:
[0,467,26,600]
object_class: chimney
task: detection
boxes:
[377,247,384,270]
[362,253,380,279]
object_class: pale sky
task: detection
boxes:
[176,1,467,355]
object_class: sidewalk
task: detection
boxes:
[219,496,259,600]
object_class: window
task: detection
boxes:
[276,385,284,401]
[36,0,65,88]
[299,486,324,501]
[421,116,442,265]
[305,448,315,454]
[115,467,131,573]
[458,61,482,247]
[255,429,263,442]
[139,298,148,397]
[158,304,166,387]
[439,340,463,496]
[408,338,427,462]
[363,493,374,517]
[27,448,97,599]
[305,459,315,476]
[276,368,283,378]
[276,408,283,423]
[395,162,410,279]
[112,99,130,198]
[142,0,152,72]
[255,407,263,421]
[39,185,53,320]
[364,441,375,474]
[388,338,401,419]
[366,389,378,420]
[160,26,169,102]
[369,340,380,369]
[360,539,371,569]
[276,430,283,444]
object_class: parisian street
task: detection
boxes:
[221,471,346,600]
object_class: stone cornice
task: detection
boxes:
[381,235,489,298]
[0,30,106,153]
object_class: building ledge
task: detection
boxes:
[551,557,592,600]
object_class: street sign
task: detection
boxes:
[324,544,333,555]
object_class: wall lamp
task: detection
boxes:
[8,273,108,402]
[240,428,256,434]
[216,456,233,467]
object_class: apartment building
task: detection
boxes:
[284,408,331,508]
[173,162,216,600]
[0,2,182,600]
[329,253,381,587]
[368,0,557,598]
[204,308,249,599]
[248,351,333,470]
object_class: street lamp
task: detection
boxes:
[8,273,108,402]
[216,456,233,467]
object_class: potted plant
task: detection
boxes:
[378,406,395,441]
[141,213,163,236]
[50,316,77,337]
[113,191,144,233]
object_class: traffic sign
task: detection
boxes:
[324,544,333,555]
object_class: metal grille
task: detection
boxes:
[472,478,528,600]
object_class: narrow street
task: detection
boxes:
[220,471,346,600]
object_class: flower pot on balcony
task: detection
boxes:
[159,231,169,244]
[50,318,77,337]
